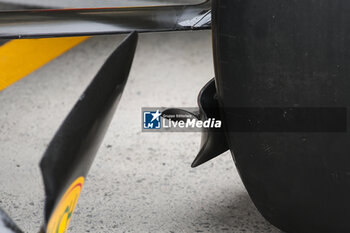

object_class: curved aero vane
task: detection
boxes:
[161,79,229,168]
[0,32,138,233]
[0,1,211,39]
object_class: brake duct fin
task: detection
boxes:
[162,79,229,167]
[0,1,210,39]
[0,32,137,233]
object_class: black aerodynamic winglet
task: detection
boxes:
[191,79,229,167]
[161,79,229,168]
[39,32,138,232]
[0,32,137,233]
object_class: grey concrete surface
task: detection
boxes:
[0,31,280,233]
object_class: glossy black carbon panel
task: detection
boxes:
[40,32,137,225]
[0,1,211,39]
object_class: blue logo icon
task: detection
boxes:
[143,110,162,129]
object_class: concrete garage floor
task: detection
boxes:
[0,31,280,232]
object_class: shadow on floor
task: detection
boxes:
[190,190,282,232]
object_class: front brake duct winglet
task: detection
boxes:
[162,79,229,168]
[0,32,138,233]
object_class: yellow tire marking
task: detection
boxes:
[0,37,89,91]
[47,177,85,233]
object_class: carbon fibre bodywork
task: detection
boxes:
[41,32,137,228]
[0,1,210,39]
[161,79,229,168]
[1,0,350,232]
[0,32,137,233]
